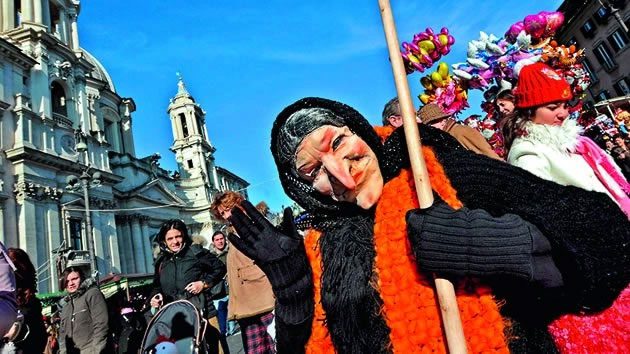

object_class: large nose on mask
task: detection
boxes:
[321,155,356,190]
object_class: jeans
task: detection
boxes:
[213,296,229,335]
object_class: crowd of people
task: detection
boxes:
[0,42,628,354]
[218,60,628,353]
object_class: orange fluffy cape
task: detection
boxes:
[302,127,510,353]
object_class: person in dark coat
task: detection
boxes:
[3,248,47,354]
[149,219,227,354]
[58,267,108,354]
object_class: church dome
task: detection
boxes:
[82,49,116,93]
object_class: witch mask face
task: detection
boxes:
[294,125,383,209]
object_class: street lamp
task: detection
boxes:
[66,128,102,275]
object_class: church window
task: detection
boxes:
[179,113,189,137]
[51,81,68,117]
[104,118,120,152]
[14,0,21,25]
[69,218,83,250]
[187,159,194,168]
[49,1,61,36]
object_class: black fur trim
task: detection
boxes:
[319,215,392,354]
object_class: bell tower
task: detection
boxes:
[168,75,216,180]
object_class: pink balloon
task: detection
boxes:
[413,62,426,72]
[545,11,565,33]
[505,21,525,42]
[426,27,435,36]
[448,36,455,45]
[524,13,546,39]
[440,27,449,35]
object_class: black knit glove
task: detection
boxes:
[406,201,563,288]
[228,201,313,324]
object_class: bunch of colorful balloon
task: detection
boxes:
[418,62,469,115]
[505,11,565,44]
[452,31,540,90]
[401,27,455,74]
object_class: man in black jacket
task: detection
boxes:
[150,219,226,354]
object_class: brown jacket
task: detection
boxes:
[443,119,502,160]
[226,243,275,320]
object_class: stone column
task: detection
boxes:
[14,182,63,292]
[120,117,135,156]
[140,217,154,272]
[22,0,33,23]
[202,123,210,142]
[170,115,180,142]
[115,219,127,272]
[131,215,146,273]
[46,201,62,292]
[68,9,79,51]
[119,216,135,273]
[1,0,15,31]
[91,209,106,273]
[105,213,121,273]
[186,112,196,137]
[212,165,220,191]
[112,120,123,153]
[58,7,68,44]
[33,0,42,23]
[14,182,39,260]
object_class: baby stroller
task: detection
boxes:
[140,300,208,354]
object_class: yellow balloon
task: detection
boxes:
[419,94,431,104]
[431,71,444,87]
[418,40,435,52]
[438,34,449,46]
[437,62,449,79]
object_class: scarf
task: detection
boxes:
[575,136,630,218]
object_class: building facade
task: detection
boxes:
[0,0,248,292]
[555,0,630,102]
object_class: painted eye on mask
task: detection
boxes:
[302,165,322,181]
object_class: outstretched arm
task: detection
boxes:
[229,201,314,352]
[406,200,563,288]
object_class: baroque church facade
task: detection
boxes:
[0,0,248,293]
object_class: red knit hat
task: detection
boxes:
[513,62,572,108]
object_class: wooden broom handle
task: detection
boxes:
[377,1,467,352]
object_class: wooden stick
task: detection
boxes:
[377,1,467,353]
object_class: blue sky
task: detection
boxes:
[79,0,562,212]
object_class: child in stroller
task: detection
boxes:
[141,300,213,354]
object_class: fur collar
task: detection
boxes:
[209,243,228,258]
[521,119,582,153]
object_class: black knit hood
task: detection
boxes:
[271,97,385,218]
